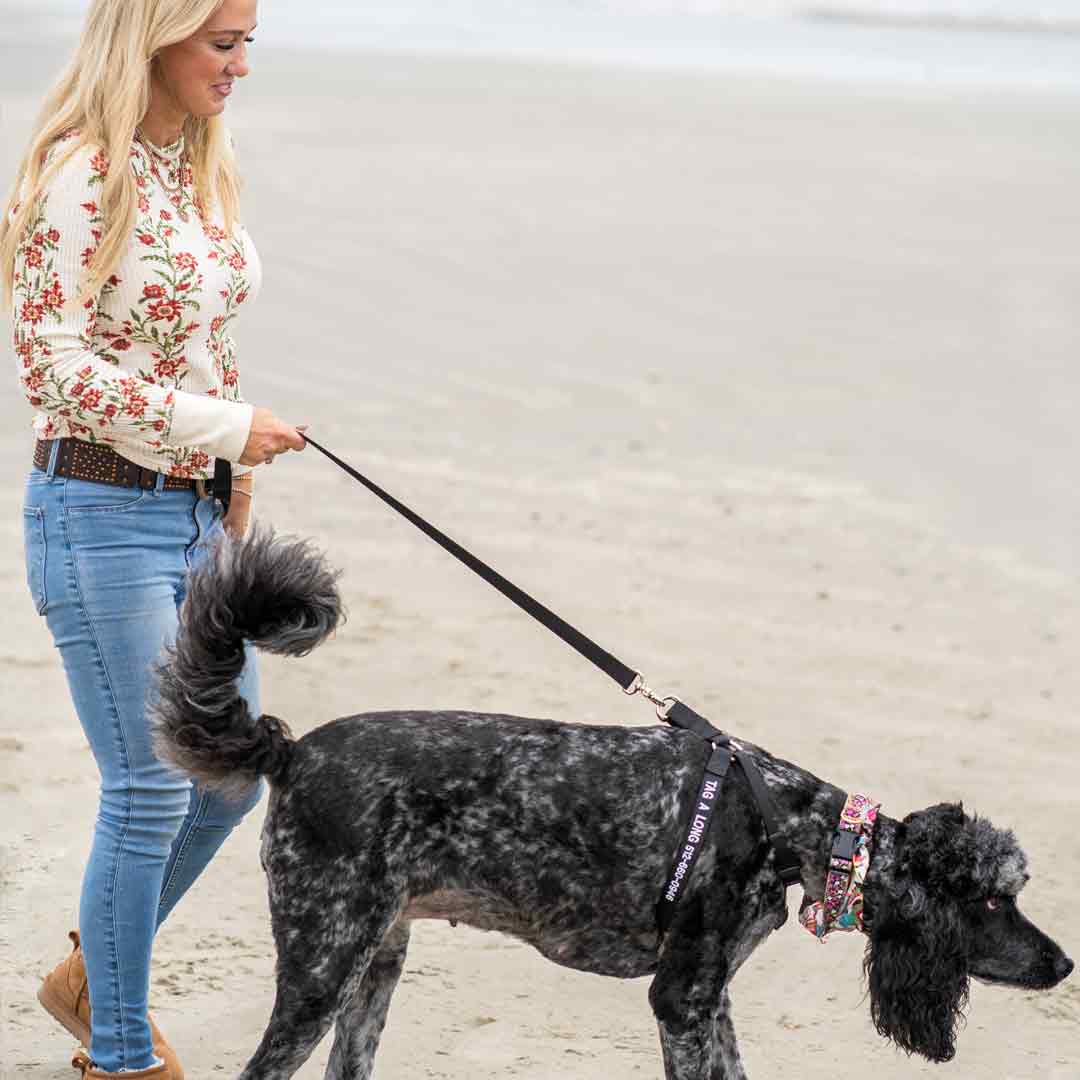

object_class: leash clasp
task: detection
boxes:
[623,671,679,720]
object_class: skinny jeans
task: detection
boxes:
[22,450,262,1072]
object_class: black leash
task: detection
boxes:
[301,434,638,689]
[301,434,802,927]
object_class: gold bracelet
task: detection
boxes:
[230,487,253,499]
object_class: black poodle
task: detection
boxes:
[154,531,1073,1078]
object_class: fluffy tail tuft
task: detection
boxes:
[153,526,343,795]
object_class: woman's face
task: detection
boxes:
[151,0,258,123]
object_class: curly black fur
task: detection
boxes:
[152,526,343,797]
[152,533,1073,1079]
[863,805,973,1061]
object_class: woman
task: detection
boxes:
[1,2,301,1076]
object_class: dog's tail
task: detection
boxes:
[153,526,342,795]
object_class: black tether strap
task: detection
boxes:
[734,748,802,885]
[301,435,803,917]
[657,703,803,934]
[656,742,732,932]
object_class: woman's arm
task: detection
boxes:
[11,144,252,461]
[222,468,253,538]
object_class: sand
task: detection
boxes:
[1,31,1078,1080]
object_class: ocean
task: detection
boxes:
[5,1,1080,88]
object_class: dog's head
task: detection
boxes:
[862,802,1072,1063]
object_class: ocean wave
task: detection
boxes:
[576,1,1080,33]
[798,3,1080,34]
[11,0,1080,33]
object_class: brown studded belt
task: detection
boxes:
[33,438,207,494]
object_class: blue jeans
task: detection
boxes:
[22,452,263,1072]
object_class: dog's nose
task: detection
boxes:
[1056,955,1074,981]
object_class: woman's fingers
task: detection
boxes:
[239,408,308,464]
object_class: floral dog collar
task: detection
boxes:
[799,792,881,941]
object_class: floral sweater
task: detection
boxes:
[11,132,260,478]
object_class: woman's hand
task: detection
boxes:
[239,407,307,467]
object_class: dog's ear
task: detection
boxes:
[862,805,972,1062]
[898,802,979,898]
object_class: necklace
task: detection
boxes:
[134,127,188,203]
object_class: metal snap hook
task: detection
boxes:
[624,672,680,720]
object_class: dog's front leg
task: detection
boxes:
[649,937,745,1079]
[707,990,746,1080]
[650,986,746,1080]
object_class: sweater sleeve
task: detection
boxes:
[11,144,253,462]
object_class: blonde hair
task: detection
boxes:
[1,0,240,306]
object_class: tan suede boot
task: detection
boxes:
[39,931,185,1079]
[71,1049,170,1078]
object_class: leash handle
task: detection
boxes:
[301,434,641,691]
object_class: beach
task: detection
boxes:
[1,16,1079,1080]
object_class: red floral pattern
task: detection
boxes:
[10,137,260,477]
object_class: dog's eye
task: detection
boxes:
[986,897,1001,912]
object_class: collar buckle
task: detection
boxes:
[830,828,861,870]
[799,792,881,942]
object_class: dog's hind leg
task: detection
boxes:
[238,891,402,1080]
[323,920,411,1080]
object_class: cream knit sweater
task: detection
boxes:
[11,131,260,478]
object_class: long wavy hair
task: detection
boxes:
[0,0,240,307]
